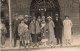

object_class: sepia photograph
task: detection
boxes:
[0,0,80,51]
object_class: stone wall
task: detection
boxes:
[10,0,80,34]
[11,0,32,15]
[58,0,80,34]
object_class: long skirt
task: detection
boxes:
[48,32,57,45]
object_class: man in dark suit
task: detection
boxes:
[13,14,21,47]
[54,15,63,46]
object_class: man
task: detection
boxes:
[54,14,63,46]
[13,14,21,47]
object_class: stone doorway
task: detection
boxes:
[30,0,60,19]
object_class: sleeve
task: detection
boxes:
[52,21,55,28]
[60,20,63,27]
[13,21,17,34]
[18,24,21,34]
[3,24,7,34]
[70,20,73,28]
[63,20,65,26]
[29,22,31,33]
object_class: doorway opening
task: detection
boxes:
[30,0,60,20]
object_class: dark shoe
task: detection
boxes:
[56,43,59,45]
[51,46,55,48]
[14,45,16,47]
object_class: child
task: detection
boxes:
[23,24,31,47]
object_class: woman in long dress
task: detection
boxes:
[63,16,72,45]
[47,16,56,47]
[41,16,48,46]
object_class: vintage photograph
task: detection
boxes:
[0,0,80,51]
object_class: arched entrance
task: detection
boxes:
[30,0,60,19]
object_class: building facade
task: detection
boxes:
[10,0,80,35]
[1,0,80,46]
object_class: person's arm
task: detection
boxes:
[52,21,55,28]
[18,24,21,36]
[29,22,31,33]
[3,24,7,34]
[13,21,17,34]
[63,20,65,26]
[60,19,63,28]
[70,20,73,28]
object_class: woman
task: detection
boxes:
[41,16,47,38]
[63,16,72,45]
[47,16,56,47]
[29,16,41,47]
[0,19,7,48]
[41,16,48,46]
[18,20,26,47]
[37,16,42,44]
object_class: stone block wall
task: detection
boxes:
[10,0,80,34]
[58,0,80,34]
[11,0,32,16]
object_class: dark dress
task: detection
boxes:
[54,18,63,44]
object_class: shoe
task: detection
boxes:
[33,44,36,47]
[51,45,55,48]
[1,46,5,48]
[56,43,59,45]
[26,43,28,45]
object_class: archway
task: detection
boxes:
[30,0,60,19]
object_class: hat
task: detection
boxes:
[18,15,24,20]
[47,16,52,19]
[25,15,29,17]
[55,14,59,17]
[42,16,45,19]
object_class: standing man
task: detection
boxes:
[54,14,63,46]
[13,14,21,47]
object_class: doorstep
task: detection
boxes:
[1,45,80,50]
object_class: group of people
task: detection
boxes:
[0,14,73,48]
[13,14,73,48]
